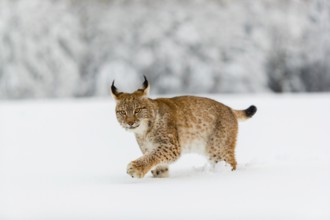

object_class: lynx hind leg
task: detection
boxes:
[207,133,238,171]
[223,150,237,171]
[207,145,237,171]
[151,165,169,178]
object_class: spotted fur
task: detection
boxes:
[111,77,257,178]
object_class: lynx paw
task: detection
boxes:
[151,166,169,178]
[127,161,146,178]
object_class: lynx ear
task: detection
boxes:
[110,80,122,101]
[137,75,150,97]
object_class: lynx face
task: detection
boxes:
[115,95,153,131]
[111,76,153,132]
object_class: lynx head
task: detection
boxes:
[111,76,154,133]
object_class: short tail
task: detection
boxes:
[233,105,257,121]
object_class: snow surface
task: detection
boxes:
[0,94,329,219]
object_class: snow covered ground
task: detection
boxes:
[0,94,329,220]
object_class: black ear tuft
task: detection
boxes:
[111,80,122,99]
[142,75,148,90]
[111,80,118,95]
[136,75,150,96]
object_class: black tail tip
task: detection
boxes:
[245,105,257,117]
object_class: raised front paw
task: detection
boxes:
[127,160,146,178]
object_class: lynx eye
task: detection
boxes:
[117,110,126,116]
[134,108,142,114]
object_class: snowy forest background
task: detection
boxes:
[0,0,329,99]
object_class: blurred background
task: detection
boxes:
[0,0,329,99]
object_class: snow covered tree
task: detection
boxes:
[0,0,86,99]
[0,0,329,99]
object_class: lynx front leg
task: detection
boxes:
[127,136,181,178]
[127,154,158,178]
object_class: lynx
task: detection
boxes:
[111,76,257,178]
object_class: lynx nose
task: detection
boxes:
[127,121,134,126]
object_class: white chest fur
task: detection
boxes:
[130,120,148,136]
[139,139,155,154]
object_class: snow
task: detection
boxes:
[0,94,330,219]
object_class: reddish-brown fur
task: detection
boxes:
[111,77,256,178]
